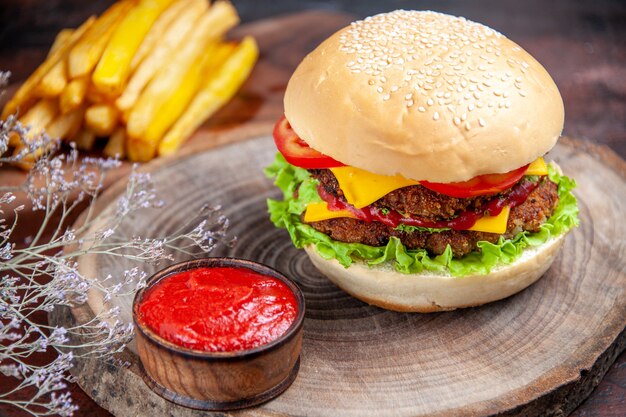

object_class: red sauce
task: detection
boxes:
[138,267,298,352]
[317,179,540,231]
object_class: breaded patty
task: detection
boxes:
[310,169,501,220]
[306,177,559,257]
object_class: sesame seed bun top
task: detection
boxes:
[284,10,564,182]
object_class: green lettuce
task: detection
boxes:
[264,154,579,277]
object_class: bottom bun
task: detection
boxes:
[304,233,567,312]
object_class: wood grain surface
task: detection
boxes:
[49,133,626,417]
[2,4,625,416]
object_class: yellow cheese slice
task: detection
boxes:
[304,202,511,234]
[303,202,356,223]
[525,157,548,176]
[328,158,545,211]
[467,206,510,234]
[329,166,419,209]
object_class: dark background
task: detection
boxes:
[0,1,624,416]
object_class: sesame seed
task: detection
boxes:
[465,122,472,131]
[334,11,522,109]
[433,111,440,121]
[418,105,426,112]
[479,117,486,127]
[453,116,461,125]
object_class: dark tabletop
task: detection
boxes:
[0,1,624,416]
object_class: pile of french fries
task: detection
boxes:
[2,0,258,166]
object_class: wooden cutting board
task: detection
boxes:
[50,131,626,417]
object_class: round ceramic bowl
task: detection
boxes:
[132,258,305,411]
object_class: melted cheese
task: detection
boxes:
[525,157,548,176]
[306,157,541,234]
[303,203,511,234]
[303,202,356,223]
[329,166,419,209]
[329,158,546,210]
[467,206,510,234]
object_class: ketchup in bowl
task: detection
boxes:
[137,266,298,352]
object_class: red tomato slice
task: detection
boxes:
[273,115,345,168]
[420,164,530,198]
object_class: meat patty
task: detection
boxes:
[310,169,500,219]
[306,177,559,258]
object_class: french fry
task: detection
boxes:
[86,85,110,104]
[49,29,74,56]
[41,29,74,97]
[35,59,67,97]
[127,2,239,161]
[46,106,85,141]
[60,77,88,113]
[103,127,126,158]
[136,48,213,157]
[85,104,119,136]
[68,0,133,79]
[11,99,61,169]
[202,42,237,72]
[116,0,208,112]
[10,98,59,147]
[9,103,82,169]
[158,37,258,156]
[2,16,95,120]
[92,0,177,96]
[73,129,97,151]
[129,0,189,71]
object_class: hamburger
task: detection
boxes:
[265,10,579,312]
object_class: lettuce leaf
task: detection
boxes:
[265,153,579,277]
[394,224,449,233]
